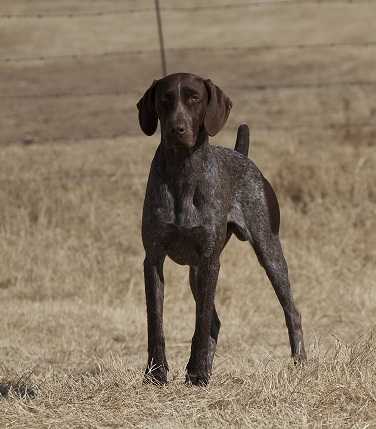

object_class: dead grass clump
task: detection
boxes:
[0,367,37,400]
[2,340,376,427]
[0,135,374,427]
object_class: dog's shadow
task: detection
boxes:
[0,381,37,400]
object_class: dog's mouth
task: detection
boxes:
[165,131,195,149]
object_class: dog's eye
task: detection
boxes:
[190,95,201,103]
[161,93,173,105]
[161,96,171,105]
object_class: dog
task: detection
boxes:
[137,73,306,386]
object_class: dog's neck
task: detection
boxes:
[158,127,209,226]
[159,127,209,179]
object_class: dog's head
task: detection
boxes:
[137,73,232,149]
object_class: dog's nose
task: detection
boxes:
[169,120,186,135]
[174,125,186,136]
[178,126,186,135]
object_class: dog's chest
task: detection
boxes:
[154,182,217,264]
[156,181,206,230]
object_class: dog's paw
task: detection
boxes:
[292,352,307,366]
[143,364,168,386]
[185,371,209,387]
[292,341,307,365]
[143,371,168,386]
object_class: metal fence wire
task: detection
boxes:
[1,0,375,145]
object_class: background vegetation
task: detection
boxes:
[0,1,375,427]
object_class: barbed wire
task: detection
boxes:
[0,172,146,184]
[254,122,375,131]
[1,79,376,99]
[0,90,127,99]
[1,1,374,149]
[0,120,373,180]
[1,41,376,64]
[4,121,374,147]
[0,0,372,18]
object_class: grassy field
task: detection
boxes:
[1,1,376,427]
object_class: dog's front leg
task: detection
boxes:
[186,256,220,386]
[143,255,168,385]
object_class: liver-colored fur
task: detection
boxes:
[137,73,306,386]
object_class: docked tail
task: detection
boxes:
[234,124,250,157]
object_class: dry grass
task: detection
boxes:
[1,0,376,427]
[0,133,375,427]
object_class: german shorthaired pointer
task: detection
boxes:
[137,73,306,386]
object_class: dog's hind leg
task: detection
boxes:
[188,265,221,382]
[245,178,306,362]
[251,235,306,362]
[234,123,250,157]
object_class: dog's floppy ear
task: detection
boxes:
[137,80,158,136]
[204,79,232,136]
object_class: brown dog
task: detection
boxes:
[137,73,306,386]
